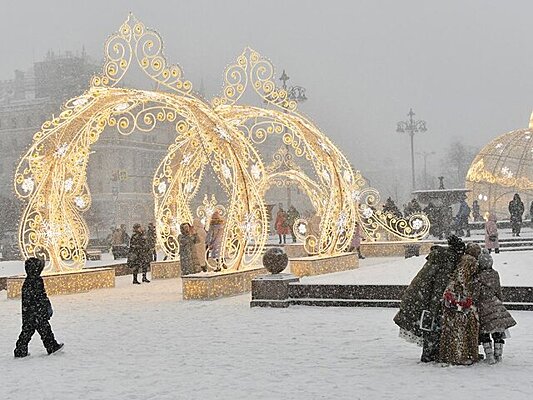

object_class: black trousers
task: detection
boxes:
[15,319,58,354]
[480,331,505,344]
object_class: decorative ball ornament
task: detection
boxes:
[262,247,288,274]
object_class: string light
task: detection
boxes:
[290,253,358,278]
[14,14,430,277]
[7,268,114,298]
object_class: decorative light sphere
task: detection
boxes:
[262,247,288,274]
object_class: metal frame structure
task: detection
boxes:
[14,15,429,272]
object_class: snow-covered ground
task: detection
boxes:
[1,251,533,399]
[302,251,533,286]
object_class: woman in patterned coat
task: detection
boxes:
[206,211,226,272]
[475,250,516,363]
[439,243,481,365]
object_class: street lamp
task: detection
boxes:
[279,69,307,207]
[396,108,427,191]
[416,151,435,189]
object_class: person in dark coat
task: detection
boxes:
[14,258,63,358]
[508,193,524,236]
[475,250,516,364]
[146,222,157,262]
[455,197,471,237]
[393,235,466,362]
[128,223,150,284]
[287,206,300,243]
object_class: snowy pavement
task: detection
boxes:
[2,265,533,400]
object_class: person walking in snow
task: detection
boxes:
[14,258,64,358]
[128,223,150,284]
[393,235,466,362]
[484,212,500,254]
[508,193,524,237]
[474,250,516,364]
[439,243,481,365]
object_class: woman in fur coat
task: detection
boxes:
[475,250,516,364]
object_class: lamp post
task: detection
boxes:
[396,108,427,191]
[416,151,435,189]
[279,69,307,207]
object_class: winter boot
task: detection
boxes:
[48,343,64,355]
[133,274,141,285]
[482,342,496,365]
[494,343,503,362]
[142,273,150,283]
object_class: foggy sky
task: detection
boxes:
[2,0,533,197]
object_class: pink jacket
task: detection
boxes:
[484,213,499,250]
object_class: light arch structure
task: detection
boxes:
[14,15,429,272]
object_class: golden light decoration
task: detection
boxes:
[14,14,429,273]
[466,113,533,219]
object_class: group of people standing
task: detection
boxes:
[274,204,300,244]
[177,211,226,275]
[394,236,516,365]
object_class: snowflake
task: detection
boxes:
[221,163,232,180]
[251,163,261,180]
[215,126,231,141]
[114,103,130,112]
[21,177,35,194]
[242,213,255,240]
[321,169,331,184]
[158,181,167,194]
[412,219,423,230]
[501,167,513,178]
[64,178,74,192]
[352,190,361,202]
[525,135,531,140]
[337,213,347,233]
[72,98,88,107]
[495,143,503,148]
[54,143,69,158]
[343,170,352,183]
[362,207,373,219]
[297,224,307,235]
[184,182,194,193]
[181,153,193,166]
[318,139,330,154]
[42,221,62,245]
[75,196,86,208]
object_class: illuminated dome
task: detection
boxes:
[466,114,533,220]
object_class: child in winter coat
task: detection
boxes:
[484,212,499,254]
[14,258,63,358]
[475,250,516,364]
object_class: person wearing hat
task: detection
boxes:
[128,223,150,284]
[14,258,64,358]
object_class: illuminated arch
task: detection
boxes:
[14,15,430,272]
